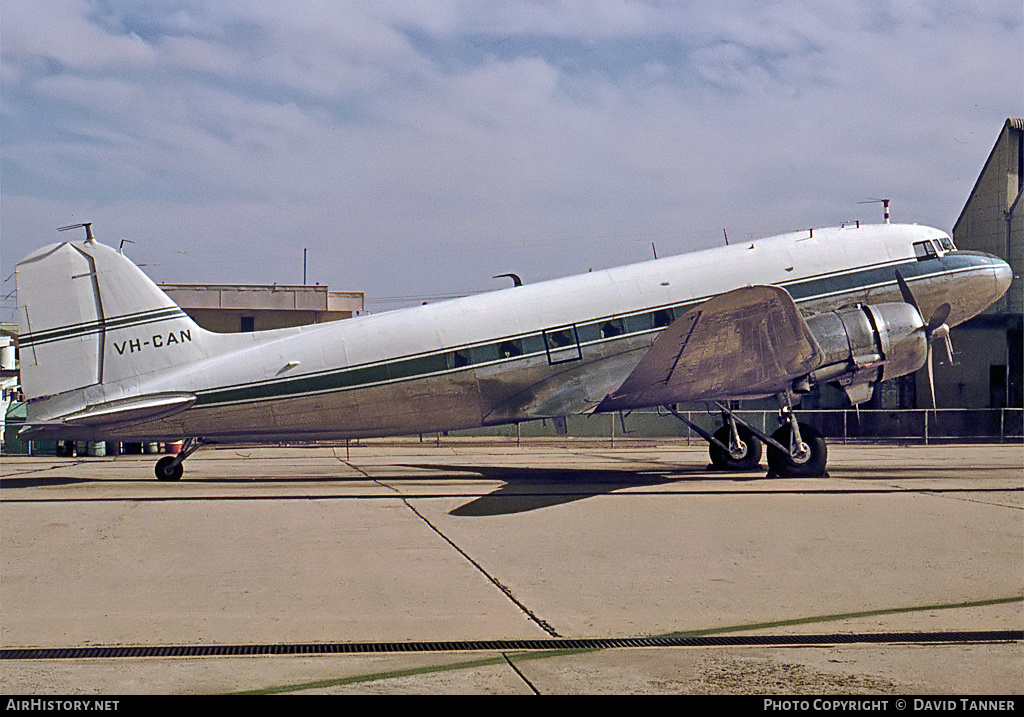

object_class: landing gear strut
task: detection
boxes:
[665,405,763,472]
[666,394,828,478]
[766,422,827,477]
[154,438,204,481]
[765,393,827,478]
[708,417,762,471]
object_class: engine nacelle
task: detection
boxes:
[804,302,929,403]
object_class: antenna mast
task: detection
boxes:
[858,199,890,224]
[57,222,96,243]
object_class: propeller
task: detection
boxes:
[895,270,954,411]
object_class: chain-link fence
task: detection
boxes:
[4,407,1022,455]
[445,407,1024,446]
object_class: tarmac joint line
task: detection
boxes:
[341,458,562,639]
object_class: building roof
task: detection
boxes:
[953,118,1023,235]
[159,283,364,314]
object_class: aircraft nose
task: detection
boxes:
[992,257,1013,299]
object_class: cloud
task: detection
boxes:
[2,0,1021,319]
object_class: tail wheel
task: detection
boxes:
[155,455,183,481]
[708,424,762,471]
[766,423,827,477]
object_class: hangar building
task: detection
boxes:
[159,283,365,333]
[933,118,1022,411]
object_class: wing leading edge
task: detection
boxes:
[597,285,823,411]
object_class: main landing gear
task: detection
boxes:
[667,394,827,478]
[154,437,204,481]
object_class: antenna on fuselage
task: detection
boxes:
[58,222,96,243]
[493,273,523,287]
[859,198,891,224]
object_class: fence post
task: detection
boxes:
[924,410,928,446]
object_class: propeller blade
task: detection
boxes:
[896,271,952,346]
[927,344,936,411]
[927,303,951,335]
[928,319,954,364]
[894,270,918,310]
[896,269,952,407]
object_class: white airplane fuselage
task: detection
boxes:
[17,223,1012,444]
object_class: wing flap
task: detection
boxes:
[597,286,822,411]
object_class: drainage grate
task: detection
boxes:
[2,630,1019,660]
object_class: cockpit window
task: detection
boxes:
[913,240,939,261]
[939,236,955,251]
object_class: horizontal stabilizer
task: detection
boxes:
[597,285,823,411]
[56,392,196,426]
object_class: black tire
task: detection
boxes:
[155,455,183,481]
[766,423,827,477]
[708,424,763,471]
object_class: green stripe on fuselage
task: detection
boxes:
[781,255,971,300]
[195,257,959,408]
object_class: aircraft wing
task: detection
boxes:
[597,285,823,411]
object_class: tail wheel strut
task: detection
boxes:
[154,438,204,481]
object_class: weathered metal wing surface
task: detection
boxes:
[597,285,823,411]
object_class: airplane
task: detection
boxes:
[14,220,1011,480]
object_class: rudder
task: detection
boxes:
[16,238,211,401]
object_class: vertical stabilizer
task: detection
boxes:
[16,240,211,401]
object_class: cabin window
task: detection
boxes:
[600,319,624,338]
[913,240,938,261]
[575,323,600,343]
[543,324,582,365]
[521,334,546,355]
[546,327,576,348]
[499,340,523,358]
[240,316,255,332]
[652,308,675,328]
[469,344,499,364]
[624,313,653,333]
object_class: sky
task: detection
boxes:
[2,0,1021,321]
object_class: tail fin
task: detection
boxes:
[16,238,210,401]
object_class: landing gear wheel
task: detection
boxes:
[709,424,762,471]
[155,455,184,481]
[766,423,827,477]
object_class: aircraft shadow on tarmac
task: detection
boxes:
[405,463,731,516]
[0,464,764,511]
[0,476,96,489]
